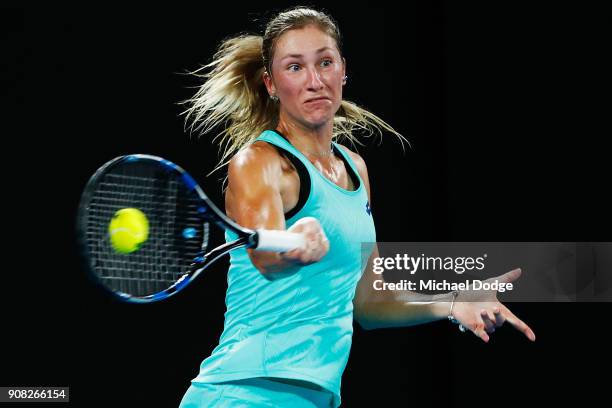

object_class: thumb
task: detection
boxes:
[492,268,522,284]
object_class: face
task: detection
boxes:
[264,25,346,129]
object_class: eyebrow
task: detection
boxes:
[280,47,335,61]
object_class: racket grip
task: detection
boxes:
[255,229,306,252]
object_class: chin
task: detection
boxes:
[302,112,335,128]
[303,117,333,129]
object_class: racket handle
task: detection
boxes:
[255,229,306,252]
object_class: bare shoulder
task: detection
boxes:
[225,141,288,204]
[227,141,283,179]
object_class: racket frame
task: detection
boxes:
[78,154,261,303]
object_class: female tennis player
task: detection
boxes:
[179,7,536,407]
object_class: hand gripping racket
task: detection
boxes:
[77,154,305,303]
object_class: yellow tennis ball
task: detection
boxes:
[108,208,149,254]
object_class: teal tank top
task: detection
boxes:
[192,130,377,407]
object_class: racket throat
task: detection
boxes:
[189,236,253,272]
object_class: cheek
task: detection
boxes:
[327,69,344,90]
[277,77,302,100]
[327,78,344,102]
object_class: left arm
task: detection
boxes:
[353,244,455,329]
[338,146,450,329]
[343,146,536,342]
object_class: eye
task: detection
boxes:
[288,64,301,72]
[321,59,333,67]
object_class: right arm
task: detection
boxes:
[224,142,329,279]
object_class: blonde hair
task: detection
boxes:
[182,7,405,170]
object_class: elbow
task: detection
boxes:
[356,318,377,331]
[355,315,379,331]
[353,303,380,331]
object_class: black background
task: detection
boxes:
[4,2,611,407]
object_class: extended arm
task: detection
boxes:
[343,146,536,342]
[225,142,329,279]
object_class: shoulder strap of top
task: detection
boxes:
[331,142,363,189]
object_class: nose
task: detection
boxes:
[306,67,324,91]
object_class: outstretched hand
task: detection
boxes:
[452,268,536,343]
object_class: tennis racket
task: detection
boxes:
[77,154,305,303]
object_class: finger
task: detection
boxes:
[481,308,495,323]
[492,268,522,284]
[307,237,317,250]
[305,231,318,244]
[322,237,330,253]
[471,320,490,343]
[493,307,506,327]
[281,243,312,262]
[321,235,330,253]
[480,309,496,333]
[312,241,328,261]
[502,306,536,341]
[299,249,316,264]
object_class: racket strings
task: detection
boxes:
[84,162,208,297]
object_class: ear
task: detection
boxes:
[263,70,276,97]
[341,57,347,85]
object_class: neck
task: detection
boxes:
[276,111,334,157]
